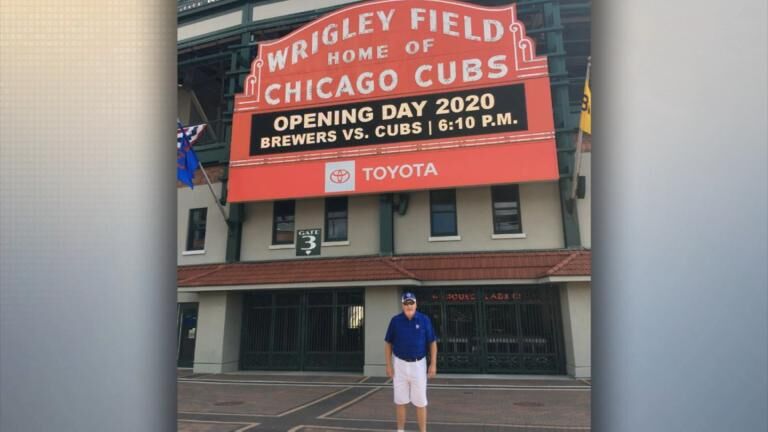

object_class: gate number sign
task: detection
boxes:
[296,229,321,256]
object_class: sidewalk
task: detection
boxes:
[178,370,591,432]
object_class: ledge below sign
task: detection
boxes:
[228,137,557,202]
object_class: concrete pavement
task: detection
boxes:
[177,370,590,432]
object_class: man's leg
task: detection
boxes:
[396,403,407,431]
[416,406,427,432]
[411,359,429,432]
[392,357,410,431]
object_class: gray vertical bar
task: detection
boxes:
[593,0,767,431]
[0,1,177,431]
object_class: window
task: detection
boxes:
[186,208,207,251]
[492,185,523,234]
[430,189,457,237]
[324,197,348,242]
[272,200,295,244]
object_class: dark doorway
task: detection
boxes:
[414,286,566,374]
[240,289,365,372]
[177,303,198,368]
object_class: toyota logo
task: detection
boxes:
[329,169,351,184]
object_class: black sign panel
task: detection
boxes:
[296,229,321,256]
[251,84,528,156]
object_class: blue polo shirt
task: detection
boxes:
[384,311,436,360]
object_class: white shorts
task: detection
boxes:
[392,355,428,407]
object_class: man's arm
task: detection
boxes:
[428,341,437,378]
[384,342,394,378]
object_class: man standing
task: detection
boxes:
[384,292,437,432]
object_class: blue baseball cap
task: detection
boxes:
[401,292,417,303]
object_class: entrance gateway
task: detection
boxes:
[240,289,365,372]
[239,286,565,375]
[414,286,566,374]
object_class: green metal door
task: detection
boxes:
[240,289,364,372]
[414,286,565,374]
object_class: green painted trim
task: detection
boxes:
[225,203,244,262]
[379,194,394,256]
[178,27,244,50]
[241,1,251,24]
[517,0,559,6]
[542,1,582,248]
[527,25,565,35]
[178,51,232,67]
[178,0,246,22]
[177,7,245,43]
[221,33,252,263]
[558,178,582,247]
[195,145,228,164]
[177,3,357,49]
[219,165,230,205]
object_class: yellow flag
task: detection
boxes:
[579,76,591,134]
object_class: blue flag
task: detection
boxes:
[177,122,206,188]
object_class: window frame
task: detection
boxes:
[271,200,296,245]
[491,184,523,235]
[185,207,208,251]
[324,196,349,242]
[429,189,458,237]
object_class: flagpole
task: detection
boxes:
[198,159,230,224]
[570,57,591,201]
[177,118,229,224]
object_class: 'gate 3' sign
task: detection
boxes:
[229,0,558,202]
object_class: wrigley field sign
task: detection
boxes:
[229,0,558,202]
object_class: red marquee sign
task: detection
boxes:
[228,0,557,202]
